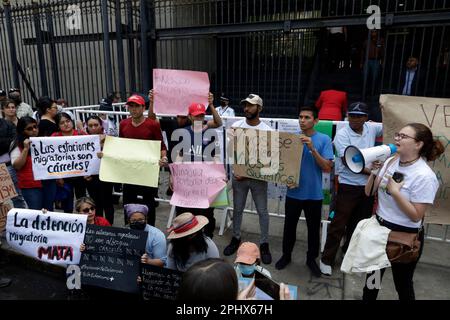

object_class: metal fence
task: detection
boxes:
[1,0,450,118]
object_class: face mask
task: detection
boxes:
[129,221,146,230]
[238,264,256,276]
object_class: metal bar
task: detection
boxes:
[46,9,61,100]
[101,0,113,94]
[362,29,371,99]
[416,27,427,97]
[433,26,446,96]
[115,0,126,99]
[396,33,408,94]
[4,2,20,88]
[33,6,48,96]
[127,1,136,94]
[423,26,436,96]
[140,0,150,93]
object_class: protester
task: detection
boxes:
[166,212,219,272]
[234,242,271,278]
[275,106,334,277]
[98,93,120,137]
[36,96,59,211]
[177,258,292,301]
[119,94,168,226]
[0,117,27,209]
[8,88,33,119]
[1,99,19,126]
[75,197,111,227]
[10,117,43,209]
[315,82,348,121]
[320,102,382,276]
[124,203,167,267]
[51,112,87,213]
[223,94,273,264]
[361,123,444,300]
[361,30,385,91]
[0,89,7,110]
[216,94,235,117]
[84,115,115,224]
[171,92,223,239]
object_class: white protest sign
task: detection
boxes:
[30,135,101,180]
[6,209,87,265]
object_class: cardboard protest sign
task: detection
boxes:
[0,163,18,202]
[0,202,12,233]
[153,69,209,116]
[169,162,227,208]
[140,264,183,301]
[30,135,101,180]
[100,136,161,188]
[380,94,450,225]
[231,129,303,186]
[80,224,147,293]
[6,209,87,265]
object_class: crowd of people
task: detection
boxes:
[0,84,444,301]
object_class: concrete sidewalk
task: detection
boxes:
[1,200,450,300]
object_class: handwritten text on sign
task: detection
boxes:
[30,135,101,180]
[141,264,183,301]
[0,163,17,202]
[231,129,303,186]
[80,224,147,293]
[153,69,209,116]
[6,209,87,265]
[380,94,450,225]
[169,162,227,208]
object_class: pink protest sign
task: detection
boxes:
[169,162,227,209]
[153,69,209,115]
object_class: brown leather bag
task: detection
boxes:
[386,231,421,263]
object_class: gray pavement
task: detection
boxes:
[1,198,450,300]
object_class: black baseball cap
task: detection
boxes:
[0,89,6,97]
[8,87,20,93]
[348,102,369,115]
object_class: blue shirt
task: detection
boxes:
[287,131,334,200]
[334,122,383,186]
[144,224,167,265]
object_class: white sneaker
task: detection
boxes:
[320,260,332,276]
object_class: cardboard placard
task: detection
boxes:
[231,129,303,186]
[0,163,17,202]
[0,202,12,233]
[380,94,450,225]
[140,264,183,301]
[80,224,147,293]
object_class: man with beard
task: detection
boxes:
[8,88,33,119]
[275,106,334,277]
[223,94,273,265]
[320,102,382,276]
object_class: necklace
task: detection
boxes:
[399,157,420,166]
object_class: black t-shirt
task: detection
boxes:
[38,119,59,137]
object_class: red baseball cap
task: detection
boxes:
[126,94,145,107]
[188,103,206,116]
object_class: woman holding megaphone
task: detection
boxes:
[362,123,444,300]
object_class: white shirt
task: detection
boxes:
[231,119,273,131]
[333,122,383,186]
[216,106,235,117]
[377,157,439,228]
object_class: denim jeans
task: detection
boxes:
[6,164,27,209]
[41,179,57,211]
[21,188,43,210]
[232,177,269,244]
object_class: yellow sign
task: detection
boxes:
[100,136,161,187]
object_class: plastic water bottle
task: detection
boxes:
[328,211,335,220]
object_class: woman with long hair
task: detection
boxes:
[10,117,42,209]
[362,123,444,300]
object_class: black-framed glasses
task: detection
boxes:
[81,206,95,213]
[394,132,417,141]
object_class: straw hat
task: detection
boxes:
[167,212,209,240]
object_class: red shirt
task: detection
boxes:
[315,90,348,121]
[17,146,42,189]
[94,216,111,227]
[119,118,167,150]
[51,129,86,137]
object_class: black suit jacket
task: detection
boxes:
[398,68,424,96]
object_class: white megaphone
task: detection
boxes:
[344,144,397,174]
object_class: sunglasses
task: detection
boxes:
[81,206,95,213]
